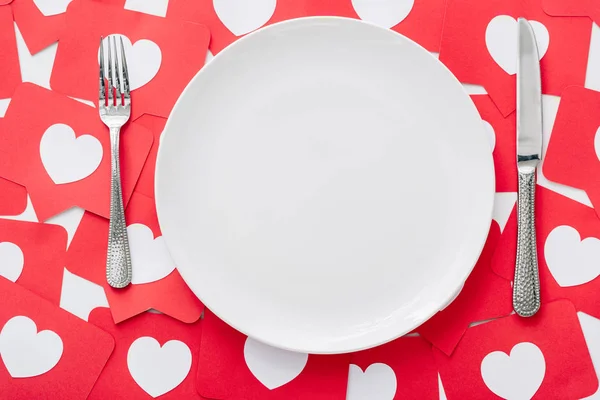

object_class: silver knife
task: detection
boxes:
[513,18,543,317]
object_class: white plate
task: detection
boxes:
[156,17,495,354]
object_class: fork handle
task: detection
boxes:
[513,167,541,317]
[106,126,132,289]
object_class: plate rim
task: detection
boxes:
[155,16,496,354]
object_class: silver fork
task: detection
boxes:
[99,36,132,289]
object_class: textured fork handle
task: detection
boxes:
[106,126,132,288]
[513,167,541,317]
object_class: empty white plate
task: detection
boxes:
[156,17,494,354]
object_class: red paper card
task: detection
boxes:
[347,336,438,399]
[87,308,202,399]
[434,300,598,399]
[0,6,21,98]
[51,0,210,120]
[0,276,114,399]
[197,309,351,400]
[543,86,600,219]
[0,177,27,216]
[0,219,66,305]
[305,0,446,52]
[472,94,517,192]
[418,221,513,356]
[66,191,203,323]
[439,0,591,116]
[0,83,153,221]
[131,114,166,199]
[543,0,600,24]
[492,185,600,320]
[167,0,304,54]
[10,0,66,54]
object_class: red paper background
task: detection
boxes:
[66,191,204,323]
[0,277,115,399]
[0,83,153,221]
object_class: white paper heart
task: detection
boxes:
[127,336,192,398]
[128,223,176,284]
[0,315,63,378]
[347,363,397,400]
[485,15,549,75]
[39,123,103,185]
[483,120,496,152]
[594,127,600,162]
[244,337,308,390]
[0,242,24,282]
[492,192,517,233]
[481,342,545,400]
[351,0,414,29]
[32,0,73,16]
[100,35,161,91]
[213,0,276,36]
[545,225,600,287]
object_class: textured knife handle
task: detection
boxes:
[513,168,540,317]
[106,126,132,289]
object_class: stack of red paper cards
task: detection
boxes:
[1,0,600,398]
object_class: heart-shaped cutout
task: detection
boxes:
[485,15,549,75]
[127,336,192,397]
[99,35,162,91]
[32,0,73,16]
[40,123,103,185]
[492,192,517,234]
[347,363,397,400]
[481,342,545,400]
[213,0,277,36]
[545,225,600,287]
[244,337,308,390]
[0,242,24,282]
[0,315,63,378]
[128,223,176,284]
[351,0,415,29]
[593,126,600,162]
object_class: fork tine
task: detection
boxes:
[113,36,122,105]
[107,36,114,105]
[119,36,130,98]
[99,36,106,105]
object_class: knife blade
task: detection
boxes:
[513,18,542,317]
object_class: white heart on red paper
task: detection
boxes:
[244,336,308,390]
[351,0,414,29]
[593,127,600,162]
[32,0,73,16]
[545,225,600,287]
[481,342,545,400]
[492,192,517,233]
[0,242,24,282]
[127,336,192,398]
[347,363,397,400]
[483,120,496,152]
[40,123,103,185]
[128,223,176,284]
[0,315,63,378]
[99,35,161,91]
[213,0,276,36]
[485,15,549,75]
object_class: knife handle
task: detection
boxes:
[513,167,541,317]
